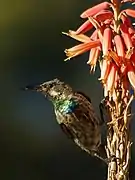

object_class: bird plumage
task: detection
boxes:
[55,92,101,152]
[25,78,107,163]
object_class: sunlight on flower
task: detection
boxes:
[64,0,135,100]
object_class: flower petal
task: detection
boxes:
[122,76,130,100]
[127,62,135,89]
[64,40,101,60]
[128,27,135,35]
[120,23,133,50]
[90,30,98,40]
[62,30,91,43]
[102,27,112,56]
[108,50,121,66]
[87,48,100,71]
[120,13,131,27]
[87,16,103,42]
[106,63,117,94]
[99,59,111,83]
[95,10,113,22]
[114,35,125,62]
[75,20,93,34]
[124,9,135,18]
[80,2,110,18]
[131,52,135,65]
[131,35,135,46]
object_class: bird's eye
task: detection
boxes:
[49,84,53,88]
[58,92,62,96]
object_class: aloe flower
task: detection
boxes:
[63,0,135,179]
[64,0,135,102]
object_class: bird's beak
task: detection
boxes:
[23,84,43,92]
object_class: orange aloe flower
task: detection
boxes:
[75,20,93,34]
[80,2,111,18]
[64,30,101,61]
[64,40,101,61]
[63,0,135,99]
[87,47,101,72]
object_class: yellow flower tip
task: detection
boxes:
[64,49,68,53]
[98,78,105,84]
[63,30,91,43]
[64,57,71,61]
[64,49,75,61]
[98,77,101,81]
[64,49,71,57]
[62,30,76,36]
[90,65,96,73]
[62,32,69,36]
[68,30,76,35]
[102,54,109,60]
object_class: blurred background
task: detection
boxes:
[0,0,135,179]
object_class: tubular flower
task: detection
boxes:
[64,40,101,61]
[87,47,101,72]
[64,0,135,99]
[99,59,111,83]
[102,27,112,56]
[80,2,111,18]
[75,20,93,35]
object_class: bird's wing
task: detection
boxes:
[73,92,101,126]
[60,123,74,139]
[75,91,91,103]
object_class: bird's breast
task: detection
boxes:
[55,108,101,151]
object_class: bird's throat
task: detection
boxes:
[53,99,78,114]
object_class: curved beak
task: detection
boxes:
[23,84,43,92]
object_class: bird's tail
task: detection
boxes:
[90,144,108,164]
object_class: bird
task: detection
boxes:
[24,78,107,163]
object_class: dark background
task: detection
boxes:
[0,0,135,179]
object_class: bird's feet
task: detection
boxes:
[91,151,120,165]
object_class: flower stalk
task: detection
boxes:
[63,0,135,179]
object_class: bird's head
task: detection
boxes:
[24,78,73,101]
